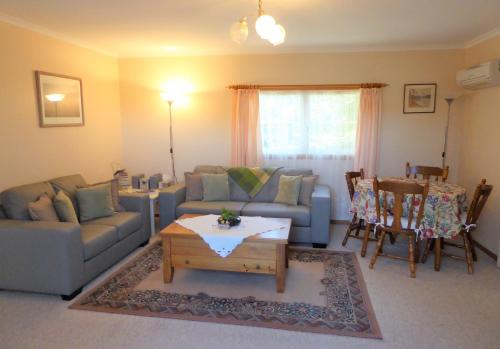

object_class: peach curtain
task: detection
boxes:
[231,89,262,167]
[353,88,382,177]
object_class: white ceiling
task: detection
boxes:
[0,0,499,57]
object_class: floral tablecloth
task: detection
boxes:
[350,177,468,239]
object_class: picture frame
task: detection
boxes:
[35,71,85,127]
[403,83,437,114]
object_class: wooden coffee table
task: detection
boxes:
[160,214,291,293]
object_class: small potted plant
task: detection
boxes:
[217,208,241,228]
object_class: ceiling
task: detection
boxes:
[0,0,499,57]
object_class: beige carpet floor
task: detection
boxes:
[1,224,499,349]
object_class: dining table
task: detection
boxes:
[350,177,468,258]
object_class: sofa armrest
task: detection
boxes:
[158,183,186,229]
[310,184,331,244]
[119,192,151,241]
[0,219,84,296]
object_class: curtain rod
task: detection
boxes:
[226,83,388,91]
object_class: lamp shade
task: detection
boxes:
[268,24,286,46]
[45,93,65,102]
[255,14,276,39]
[229,19,248,44]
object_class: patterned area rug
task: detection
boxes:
[70,242,381,339]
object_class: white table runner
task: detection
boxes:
[175,215,288,257]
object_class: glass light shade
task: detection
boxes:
[268,24,286,46]
[160,91,176,103]
[45,93,65,102]
[255,14,276,39]
[229,19,248,44]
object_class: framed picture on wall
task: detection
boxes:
[403,83,437,114]
[35,71,84,127]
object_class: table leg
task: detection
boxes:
[285,243,289,269]
[276,243,286,293]
[361,223,372,257]
[434,237,441,271]
[150,198,156,237]
[163,237,174,283]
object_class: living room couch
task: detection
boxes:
[159,166,331,247]
[0,174,150,300]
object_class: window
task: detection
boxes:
[259,90,360,158]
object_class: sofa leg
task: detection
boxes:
[312,243,327,249]
[139,239,149,247]
[61,287,82,301]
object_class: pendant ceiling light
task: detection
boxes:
[229,0,285,46]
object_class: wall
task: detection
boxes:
[119,50,464,218]
[0,21,122,191]
[459,35,500,255]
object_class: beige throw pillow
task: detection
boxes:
[53,191,79,223]
[298,175,318,206]
[185,172,203,201]
[28,194,60,222]
[274,175,303,206]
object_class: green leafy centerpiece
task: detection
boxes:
[217,208,241,229]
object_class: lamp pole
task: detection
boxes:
[442,97,455,168]
[167,99,177,184]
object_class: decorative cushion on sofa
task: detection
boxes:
[53,190,79,223]
[176,201,246,217]
[194,165,226,174]
[0,204,6,219]
[80,224,119,261]
[82,211,142,240]
[274,175,303,206]
[28,194,59,222]
[202,174,230,201]
[49,174,87,216]
[241,202,311,227]
[80,179,124,212]
[252,168,313,203]
[185,172,203,201]
[0,181,56,220]
[76,183,114,222]
[299,175,318,207]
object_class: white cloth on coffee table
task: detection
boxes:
[175,214,288,257]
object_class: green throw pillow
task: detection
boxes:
[76,183,114,222]
[53,190,79,223]
[202,173,230,201]
[274,175,303,206]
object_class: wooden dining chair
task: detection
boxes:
[369,178,429,278]
[421,179,493,273]
[343,169,377,246]
[406,162,449,182]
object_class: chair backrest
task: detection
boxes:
[406,162,449,182]
[466,179,493,225]
[373,177,429,233]
[345,169,365,200]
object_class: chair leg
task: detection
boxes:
[361,223,372,257]
[434,237,442,271]
[429,238,435,251]
[467,232,478,261]
[421,239,431,263]
[408,235,416,278]
[388,233,396,244]
[369,230,386,269]
[414,237,420,264]
[463,233,474,274]
[342,224,353,246]
[355,219,363,237]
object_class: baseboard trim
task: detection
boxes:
[331,219,350,224]
[473,239,498,261]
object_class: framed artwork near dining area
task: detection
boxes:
[403,83,437,114]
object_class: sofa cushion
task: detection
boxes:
[76,183,114,222]
[49,175,87,216]
[0,181,56,220]
[241,202,311,227]
[194,165,226,174]
[0,204,6,219]
[185,172,203,201]
[28,194,59,222]
[82,211,142,240]
[274,175,303,206]
[53,190,79,223]
[202,173,230,201]
[81,224,118,261]
[299,175,318,207]
[252,168,314,203]
[177,201,247,217]
[229,177,251,202]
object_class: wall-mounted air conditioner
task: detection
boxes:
[456,59,500,89]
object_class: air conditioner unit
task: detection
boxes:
[456,59,500,89]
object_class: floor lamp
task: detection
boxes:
[160,92,178,184]
[442,97,455,168]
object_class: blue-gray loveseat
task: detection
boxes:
[159,166,331,247]
[0,174,150,300]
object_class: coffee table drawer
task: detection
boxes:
[171,238,276,260]
[172,254,276,274]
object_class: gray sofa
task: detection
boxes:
[159,166,331,247]
[0,174,151,300]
